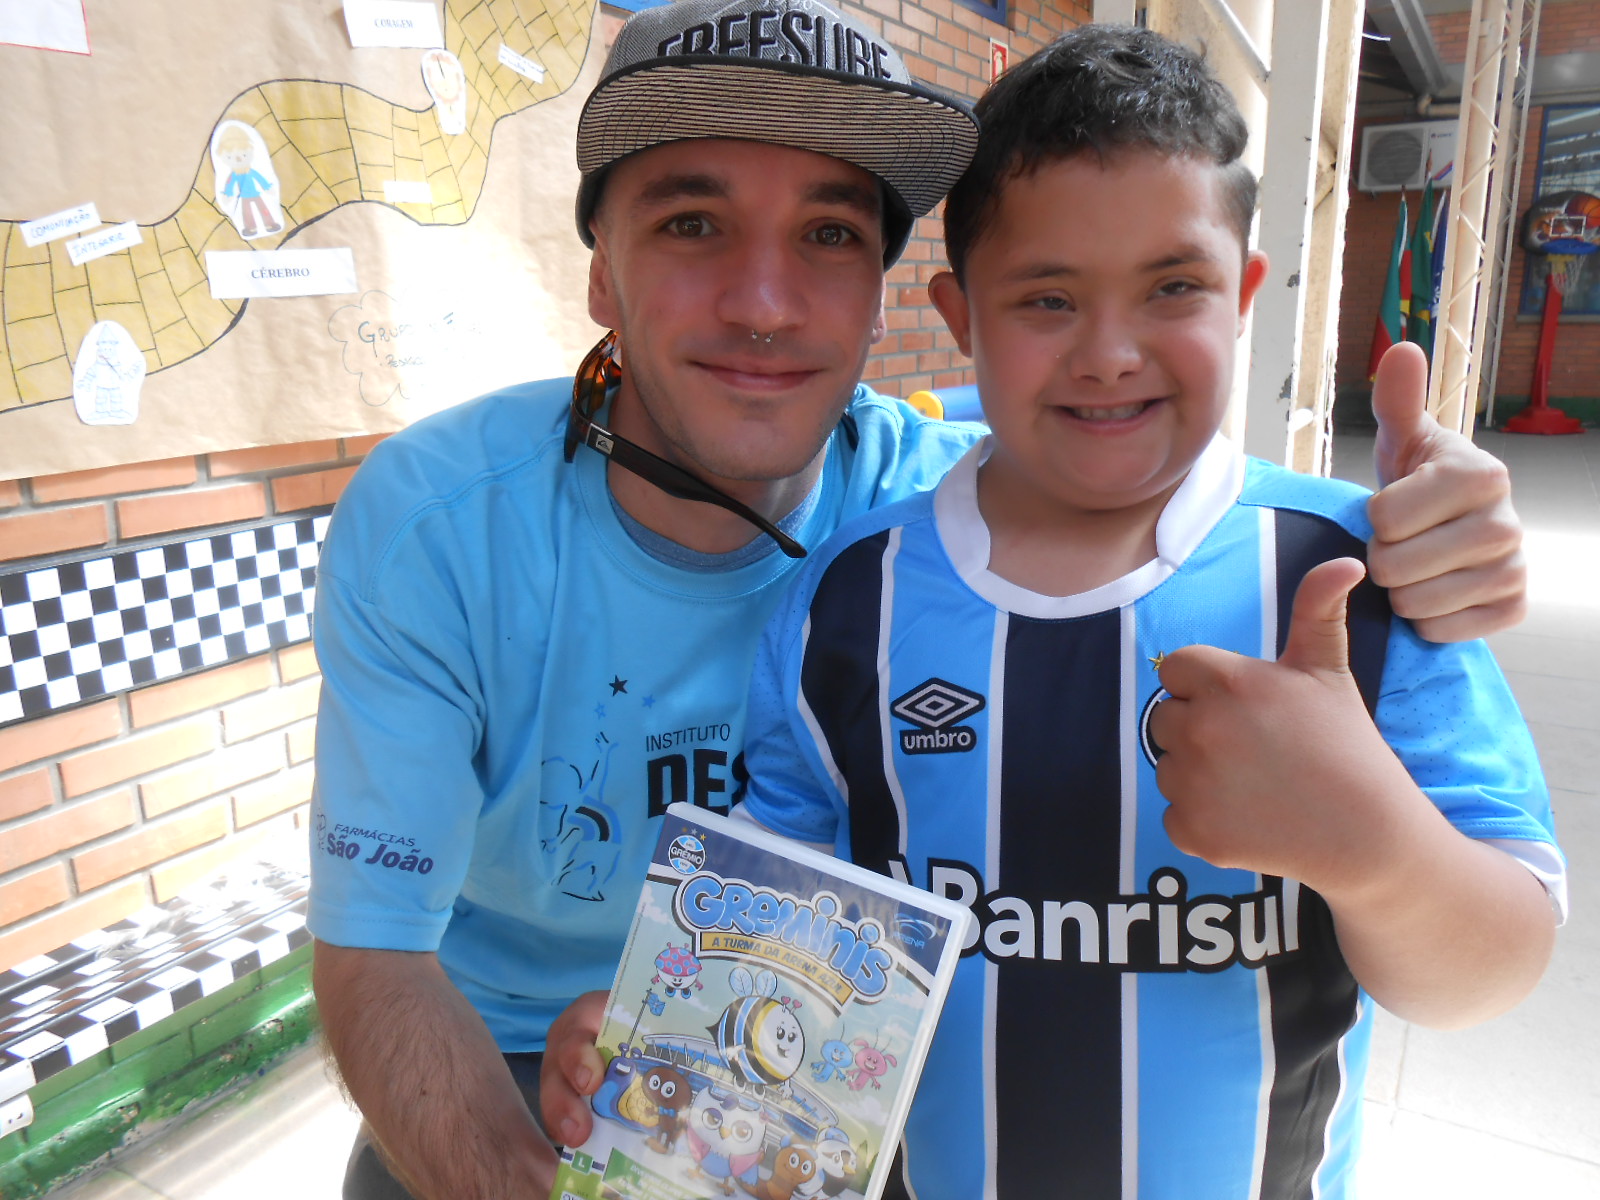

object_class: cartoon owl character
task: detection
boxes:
[711,968,806,1092]
[812,1127,858,1198]
[640,1065,693,1153]
[739,1143,817,1200]
[685,1087,769,1195]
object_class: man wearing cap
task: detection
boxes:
[307,3,1529,1198]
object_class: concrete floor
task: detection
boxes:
[46,428,1600,1200]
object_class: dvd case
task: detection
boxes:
[550,803,972,1200]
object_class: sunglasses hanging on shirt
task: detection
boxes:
[563,331,809,559]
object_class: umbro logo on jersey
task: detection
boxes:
[891,678,985,755]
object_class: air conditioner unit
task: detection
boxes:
[1358,121,1457,192]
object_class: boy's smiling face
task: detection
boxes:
[932,149,1268,527]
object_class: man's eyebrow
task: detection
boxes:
[630,173,728,212]
[628,175,882,220]
[807,180,882,219]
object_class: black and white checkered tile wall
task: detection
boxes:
[0,865,310,1105]
[0,511,331,729]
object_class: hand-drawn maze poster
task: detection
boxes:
[0,0,605,480]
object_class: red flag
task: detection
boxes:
[1368,195,1411,379]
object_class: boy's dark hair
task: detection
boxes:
[944,24,1257,281]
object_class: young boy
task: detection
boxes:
[735,25,1564,1200]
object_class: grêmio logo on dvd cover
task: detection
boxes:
[892,678,985,755]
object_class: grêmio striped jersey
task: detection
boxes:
[740,435,1560,1200]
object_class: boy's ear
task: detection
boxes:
[928,271,972,357]
[1237,250,1270,334]
[870,279,888,345]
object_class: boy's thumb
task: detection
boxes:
[1280,558,1366,676]
[1370,341,1437,487]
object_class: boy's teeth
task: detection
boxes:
[1071,402,1147,421]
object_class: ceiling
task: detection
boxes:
[1361,0,1600,115]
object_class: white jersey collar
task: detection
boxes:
[932,432,1247,619]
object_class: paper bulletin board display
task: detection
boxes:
[0,0,605,481]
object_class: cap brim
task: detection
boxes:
[576,58,977,246]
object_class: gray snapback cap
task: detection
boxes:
[574,0,979,263]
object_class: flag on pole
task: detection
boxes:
[1429,187,1450,345]
[1409,174,1438,356]
[1368,193,1411,379]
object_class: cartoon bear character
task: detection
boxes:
[739,1143,817,1200]
[640,1065,694,1153]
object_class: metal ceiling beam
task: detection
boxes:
[1367,0,1452,97]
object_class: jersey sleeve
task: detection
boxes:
[306,473,491,952]
[739,570,850,849]
[1377,621,1567,918]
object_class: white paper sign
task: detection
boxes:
[206,248,360,299]
[383,179,434,204]
[73,321,146,426]
[21,202,101,247]
[343,0,443,49]
[497,43,546,84]
[0,0,90,55]
[65,221,142,266]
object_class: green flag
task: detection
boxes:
[1409,175,1437,356]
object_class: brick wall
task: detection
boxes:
[0,0,1091,975]
[1341,4,1600,412]
[0,442,375,973]
[849,0,1091,399]
[1431,0,1600,62]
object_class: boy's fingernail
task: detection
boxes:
[575,1066,593,1091]
[560,1118,581,1145]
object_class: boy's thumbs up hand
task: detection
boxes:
[1277,557,1366,678]
[1150,560,1406,890]
[1370,340,1436,491]
[1365,341,1526,642]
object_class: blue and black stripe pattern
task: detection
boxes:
[774,447,1397,1199]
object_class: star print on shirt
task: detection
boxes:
[609,676,628,695]
[1148,652,1167,670]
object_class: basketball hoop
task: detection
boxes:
[1545,252,1588,301]
[1508,193,1596,435]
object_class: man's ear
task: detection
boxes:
[869,279,888,345]
[1237,250,1270,335]
[588,232,620,330]
[928,271,972,357]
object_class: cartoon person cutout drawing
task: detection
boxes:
[421,48,468,135]
[211,121,283,240]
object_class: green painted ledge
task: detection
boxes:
[0,944,318,1198]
